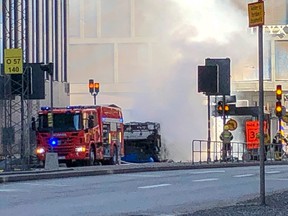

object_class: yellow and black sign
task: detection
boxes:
[4,48,23,74]
[226,119,238,131]
[248,1,264,27]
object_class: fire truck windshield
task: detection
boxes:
[38,113,82,132]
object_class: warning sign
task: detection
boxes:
[226,119,237,131]
[245,120,267,150]
[248,1,264,27]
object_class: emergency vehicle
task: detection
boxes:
[34,104,124,166]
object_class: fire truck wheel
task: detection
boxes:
[110,146,118,165]
[88,147,95,166]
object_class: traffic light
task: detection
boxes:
[276,85,282,101]
[40,62,53,76]
[89,79,94,94]
[224,104,230,114]
[94,82,100,93]
[217,101,231,115]
[275,101,283,117]
[217,101,223,114]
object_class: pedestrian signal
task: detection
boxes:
[276,85,282,101]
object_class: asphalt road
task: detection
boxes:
[1,165,288,216]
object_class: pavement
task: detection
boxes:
[1,160,288,183]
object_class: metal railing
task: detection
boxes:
[191,139,288,164]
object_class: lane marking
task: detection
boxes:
[0,189,27,192]
[266,171,280,174]
[125,174,161,178]
[267,178,288,181]
[233,174,254,178]
[192,178,218,182]
[20,183,70,187]
[190,170,225,174]
[138,184,171,189]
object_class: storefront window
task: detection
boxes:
[275,40,288,80]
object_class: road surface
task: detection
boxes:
[1,165,288,216]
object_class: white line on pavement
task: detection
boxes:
[0,189,27,192]
[20,183,70,187]
[125,174,161,178]
[190,170,225,174]
[233,174,254,178]
[138,184,171,189]
[265,171,281,174]
[267,178,288,181]
[192,178,218,182]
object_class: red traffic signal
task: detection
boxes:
[276,85,282,101]
[275,101,283,117]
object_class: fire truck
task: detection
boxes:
[34,104,124,166]
[122,122,161,163]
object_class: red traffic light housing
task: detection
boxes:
[275,101,283,117]
[276,85,282,101]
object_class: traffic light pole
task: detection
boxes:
[222,95,226,128]
[93,93,97,105]
[207,95,211,162]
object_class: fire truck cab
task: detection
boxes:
[34,104,124,166]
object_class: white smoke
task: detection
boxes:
[126,0,257,161]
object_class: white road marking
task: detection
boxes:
[192,178,218,182]
[20,183,69,187]
[190,170,225,174]
[233,174,254,178]
[125,174,161,178]
[0,189,27,192]
[267,178,288,181]
[266,171,281,174]
[138,184,171,189]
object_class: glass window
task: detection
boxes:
[275,40,288,80]
[38,113,82,132]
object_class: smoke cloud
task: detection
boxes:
[126,0,257,161]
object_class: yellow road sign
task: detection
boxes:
[248,1,264,27]
[226,119,238,131]
[4,48,23,74]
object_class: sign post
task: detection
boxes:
[248,0,265,206]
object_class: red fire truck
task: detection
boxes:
[34,104,124,166]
